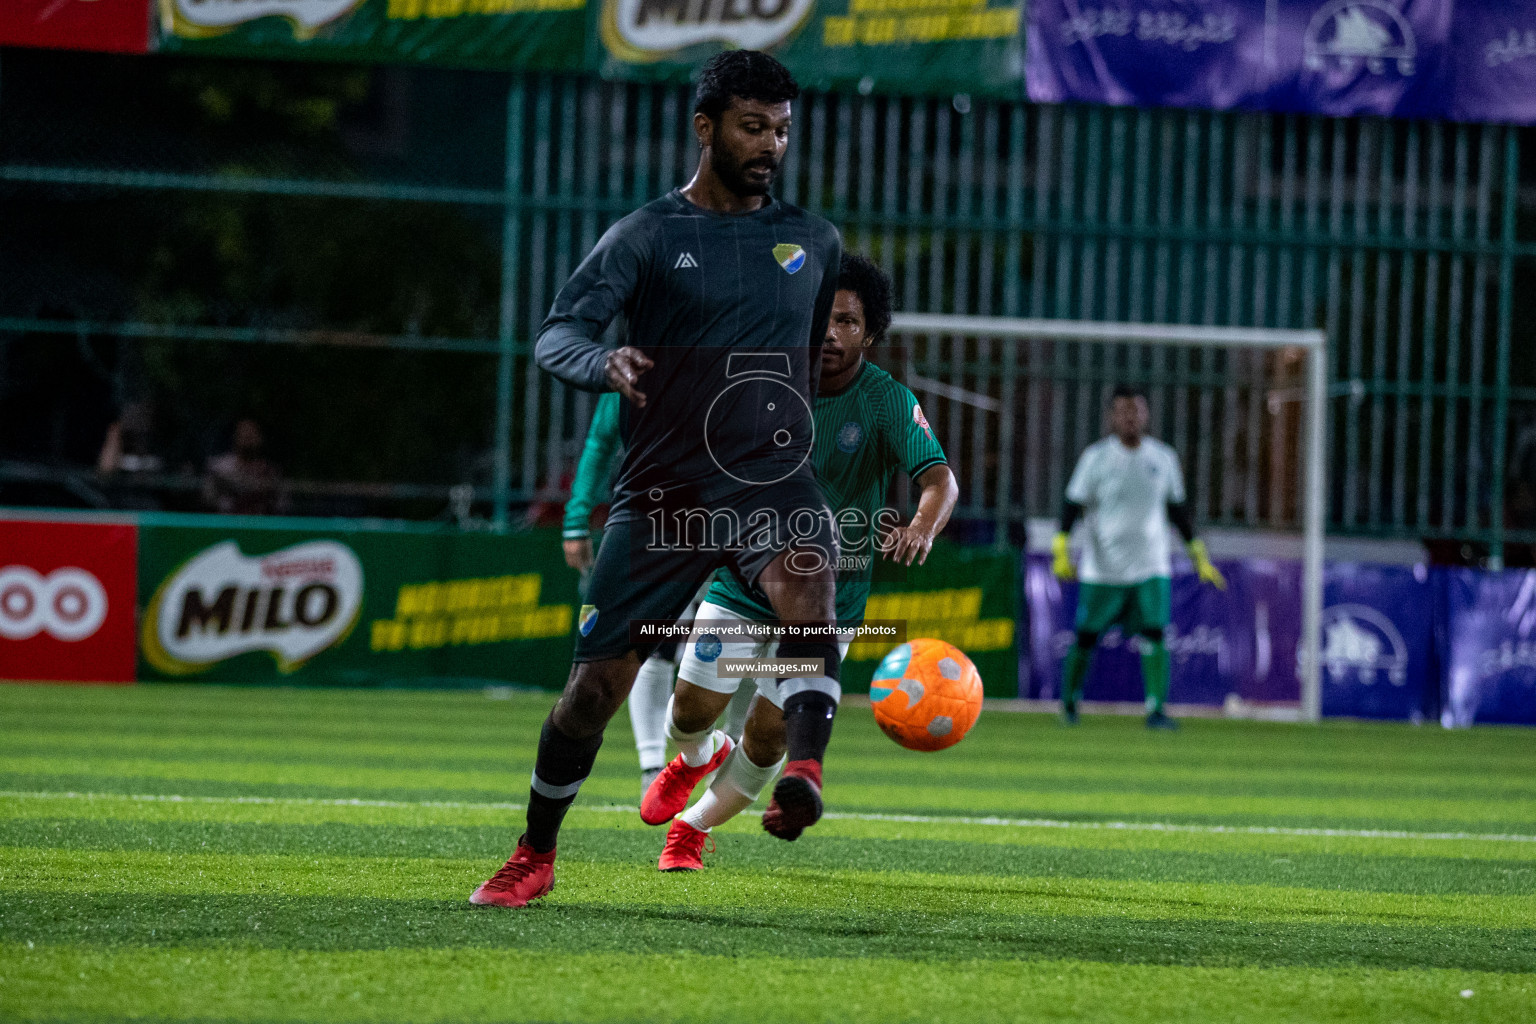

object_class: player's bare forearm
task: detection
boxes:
[883,464,958,566]
[562,537,594,572]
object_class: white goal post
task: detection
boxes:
[888,314,1329,723]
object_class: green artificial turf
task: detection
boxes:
[1,683,1532,1023]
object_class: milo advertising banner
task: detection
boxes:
[842,538,1018,698]
[137,520,579,687]
[153,0,588,70]
[594,0,1023,98]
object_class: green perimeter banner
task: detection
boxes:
[841,538,1017,698]
[593,0,1022,99]
[153,0,587,70]
[137,520,580,687]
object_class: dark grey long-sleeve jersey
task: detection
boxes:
[536,189,842,519]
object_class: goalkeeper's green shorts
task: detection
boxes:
[1074,577,1171,636]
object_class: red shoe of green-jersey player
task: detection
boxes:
[640,734,734,826]
[657,818,713,871]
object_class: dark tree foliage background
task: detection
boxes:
[0,48,509,516]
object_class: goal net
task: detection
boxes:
[883,314,1328,721]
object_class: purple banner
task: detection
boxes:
[1022,555,1436,719]
[1026,0,1536,125]
[1317,561,1435,720]
[1023,553,1298,707]
[1438,568,1536,726]
[1448,2,1536,123]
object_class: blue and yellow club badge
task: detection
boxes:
[773,243,806,275]
[578,604,599,636]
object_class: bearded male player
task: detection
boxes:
[647,252,959,870]
[470,50,845,907]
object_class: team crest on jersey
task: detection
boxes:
[578,604,599,636]
[772,244,806,275]
[913,403,933,439]
[836,421,863,453]
[694,632,723,663]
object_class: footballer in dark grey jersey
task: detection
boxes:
[471,51,847,908]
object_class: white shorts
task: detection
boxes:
[676,600,853,710]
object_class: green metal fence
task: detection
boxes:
[2,56,1533,558]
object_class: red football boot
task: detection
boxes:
[468,837,556,907]
[656,818,714,871]
[640,733,734,826]
[762,759,823,842]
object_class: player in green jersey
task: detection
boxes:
[561,392,621,581]
[638,252,960,868]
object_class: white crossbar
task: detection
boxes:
[890,313,1324,351]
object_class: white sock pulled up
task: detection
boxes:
[680,745,785,832]
[629,655,674,772]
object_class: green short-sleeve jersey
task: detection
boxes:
[563,392,623,539]
[706,361,948,625]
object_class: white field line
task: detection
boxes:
[2,789,1534,844]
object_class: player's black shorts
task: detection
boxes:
[573,476,838,662]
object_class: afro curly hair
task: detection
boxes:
[694,50,800,123]
[837,251,894,345]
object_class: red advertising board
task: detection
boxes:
[0,0,151,54]
[0,518,138,683]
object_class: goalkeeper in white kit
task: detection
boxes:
[1053,385,1226,729]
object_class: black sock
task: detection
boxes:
[782,691,838,765]
[777,639,842,682]
[524,715,604,853]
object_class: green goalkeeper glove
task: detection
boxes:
[1051,532,1076,581]
[1187,539,1227,590]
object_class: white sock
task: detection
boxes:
[666,695,720,767]
[629,656,674,772]
[681,746,783,831]
[720,680,756,743]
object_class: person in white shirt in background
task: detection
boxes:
[1052,385,1227,729]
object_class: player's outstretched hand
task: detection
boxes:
[562,537,593,572]
[605,347,653,408]
[882,524,935,566]
[1188,539,1227,590]
[1051,532,1076,581]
